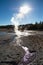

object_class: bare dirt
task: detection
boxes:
[0,31,43,65]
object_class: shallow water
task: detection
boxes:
[0,32,7,35]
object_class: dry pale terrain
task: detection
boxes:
[0,31,43,65]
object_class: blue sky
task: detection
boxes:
[0,0,43,25]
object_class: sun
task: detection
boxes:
[20,5,31,14]
[17,5,32,18]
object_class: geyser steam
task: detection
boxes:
[11,5,36,65]
[11,5,31,33]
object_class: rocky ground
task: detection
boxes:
[0,31,43,65]
[21,34,43,65]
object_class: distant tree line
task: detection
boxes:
[0,21,43,31]
[0,25,14,32]
[19,21,43,31]
[0,25,14,29]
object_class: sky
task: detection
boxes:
[0,0,43,25]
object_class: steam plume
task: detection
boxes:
[11,5,31,26]
[10,5,36,65]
